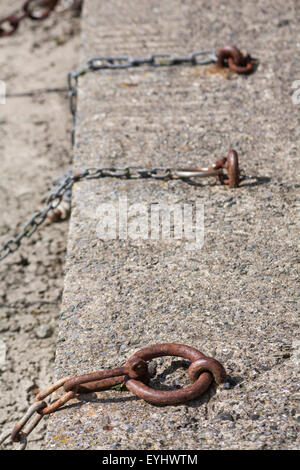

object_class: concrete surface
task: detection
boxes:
[46,0,299,449]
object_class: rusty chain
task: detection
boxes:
[0,343,226,449]
[0,150,241,262]
[0,0,60,37]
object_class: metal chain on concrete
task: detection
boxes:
[68,46,257,145]
[0,343,226,450]
[0,172,73,261]
[0,150,241,262]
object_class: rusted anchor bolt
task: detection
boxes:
[214,149,240,188]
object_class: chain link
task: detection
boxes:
[0,0,60,37]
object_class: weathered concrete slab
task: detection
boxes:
[46,0,299,449]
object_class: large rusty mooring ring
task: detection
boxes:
[124,343,226,405]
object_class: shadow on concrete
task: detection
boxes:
[240,176,272,187]
[55,394,140,414]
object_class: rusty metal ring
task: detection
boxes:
[188,357,226,384]
[124,343,226,405]
[217,45,255,75]
[0,16,20,37]
[217,46,244,68]
[10,401,46,443]
[23,0,57,21]
[227,57,254,75]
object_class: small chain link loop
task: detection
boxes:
[0,0,60,38]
